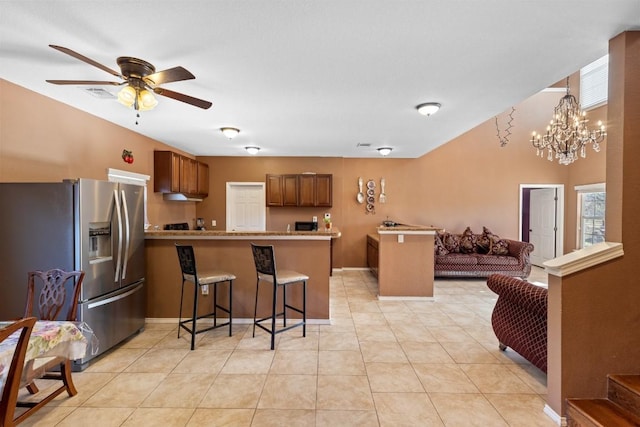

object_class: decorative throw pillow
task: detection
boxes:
[476,230,491,254]
[459,227,477,254]
[434,232,449,255]
[442,232,461,253]
[482,226,510,255]
[489,237,510,255]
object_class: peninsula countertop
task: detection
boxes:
[145,227,341,240]
[376,225,440,235]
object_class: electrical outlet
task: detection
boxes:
[201,284,209,295]
[211,220,216,227]
[312,216,318,223]
[398,234,404,243]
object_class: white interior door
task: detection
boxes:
[226,182,266,232]
[529,188,557,267]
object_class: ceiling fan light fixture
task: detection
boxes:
[377,147,393,156]
[117,85,158,111]
[137,89,158,111]
[221,127,240,139]
[117,85,136,108]
[416,102,441,116]
[245,146,260,155]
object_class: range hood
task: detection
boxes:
[162,193,204,202]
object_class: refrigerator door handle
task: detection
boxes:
[113,189,123,282]
[86,282,144,309]
[120,189,131,279]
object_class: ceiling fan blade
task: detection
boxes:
[46,80,123,86]
[153,87,212,109]
[144,66,195,86]
[49,45,122,78]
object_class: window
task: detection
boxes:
[580,55,608,110]
[575,183,606,249]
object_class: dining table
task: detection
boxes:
[0,320,96,392]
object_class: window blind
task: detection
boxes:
[580,55,608,110]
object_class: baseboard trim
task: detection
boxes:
[544,404,566,426]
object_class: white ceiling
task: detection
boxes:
[1,1,639,158]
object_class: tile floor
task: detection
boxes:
[19,268,556,426]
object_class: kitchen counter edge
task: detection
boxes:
[145,228,341,241]
[377,225,440,235]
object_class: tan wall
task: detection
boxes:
[1,77,607,269]
[0,80,197,227]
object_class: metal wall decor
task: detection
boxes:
[357,177,387,213]
[366,179,376,214]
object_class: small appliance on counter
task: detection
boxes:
[295,221,318,231]
[196,218,206,230]
[164,222,190,230]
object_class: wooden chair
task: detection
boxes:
[0,317,36,427]
[21,269,84,399]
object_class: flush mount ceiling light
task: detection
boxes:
[377,147,393,156]
[416,102,441,116]
[220,127,240,139]
[245,146,260,155]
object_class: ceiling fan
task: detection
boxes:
[45,44,212,111]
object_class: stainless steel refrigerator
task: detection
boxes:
[0,178,146,369]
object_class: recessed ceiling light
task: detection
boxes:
[221,127,240,139]
[245,146,260,155]
[377,147,393,156]
[416,102,441,116]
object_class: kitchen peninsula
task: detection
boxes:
[144,228,341,322]
[370,225,438,300]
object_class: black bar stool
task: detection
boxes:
[176,244,235,350]
[250,243,308,350]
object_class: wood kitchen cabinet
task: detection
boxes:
[267,174,298,206]
[367,234,379,277]
[154,150,208,197]
[298,174,316,206]
[265,174,332,207]
[315,174,333,207]
[196,161,209,196]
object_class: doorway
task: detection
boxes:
[226,182,266,232]
[519,184,564,267]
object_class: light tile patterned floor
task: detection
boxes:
[19,268,556,426]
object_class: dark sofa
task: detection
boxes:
[434,227,534,278]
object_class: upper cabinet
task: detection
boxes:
[154,151,209,198]
[266,174,332,207]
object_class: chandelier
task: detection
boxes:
[530,77,606,165]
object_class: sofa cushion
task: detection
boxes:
[434,233,449,255]
[480,226,510,255]
[459,226,477,254]
[476,230,491,254]
[476,254,519,266]
[441,232,461,253]
[435,253,478,265]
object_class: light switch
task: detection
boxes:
[398,234,404,243]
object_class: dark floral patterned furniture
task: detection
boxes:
[487,273,548,373]
[434,227,534,278]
